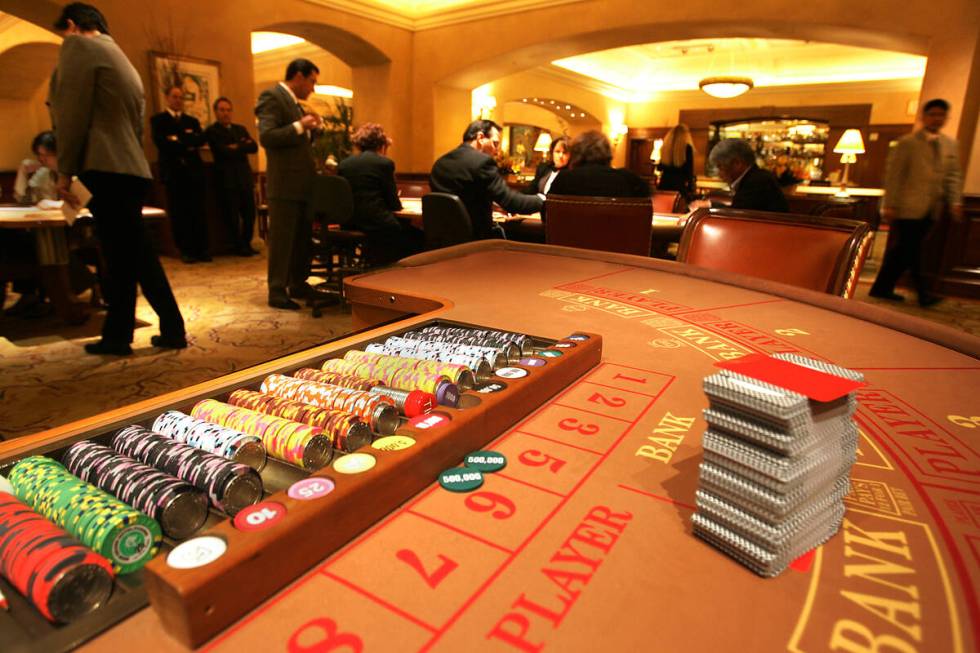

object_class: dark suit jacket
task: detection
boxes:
[430,144,542,239]
[548,163,650,198]
[205,122,257,189]
[731,165,790,213]
[151,111,205,183]
[337,151,402,232]
[255,84,316,201]
[524,162,558,195]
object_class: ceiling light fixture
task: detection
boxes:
[699,76,754,99]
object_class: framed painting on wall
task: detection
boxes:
[149,52,221,126]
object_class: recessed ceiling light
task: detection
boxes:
[565,105,571,109]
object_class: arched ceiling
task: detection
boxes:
[440,21,931,89]
[255,21,390,67]
[0,42,59,99]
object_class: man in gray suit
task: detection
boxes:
[255,58,324,310]
[870,98,963,307]
[50,2,185,355]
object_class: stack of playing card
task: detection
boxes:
[692,353,864,577]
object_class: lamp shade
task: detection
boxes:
[699,76,753,99]
[533,132,552,153]
[833,129,866,154]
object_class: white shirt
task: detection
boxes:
[279,82,306,135]
[543,169,560,195]
[166,108,182,120]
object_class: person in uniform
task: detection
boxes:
[205,97,259,257]
[151,84,210,263]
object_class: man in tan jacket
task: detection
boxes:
[51,2,185,355]
[869,98,963,307]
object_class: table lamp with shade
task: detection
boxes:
[533,132,552,153]
[833,129,865,197]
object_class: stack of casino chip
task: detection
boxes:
[294,368,436,417]
[259,374,399,435]
[321,357,459,407]
[0,492,115,623]
[63,441,209,540]
[365,337,498,376]
[397,330,519,365]
[227,389,372,453]
[191,399,334,470]
[343,350,477,390]
[112,425,262,515]
[692,353,863,577]
[416,324,532,357]
[8,456,161,575]
[152,410,268,471]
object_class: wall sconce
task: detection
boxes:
[611,123,629,147]
[833,128,866,197]
[649,138,664,164]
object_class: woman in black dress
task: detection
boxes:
[525,136,569,196]
[657,123,696,201]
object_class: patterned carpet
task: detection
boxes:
[0,251,353,439]
[1,244,977,440]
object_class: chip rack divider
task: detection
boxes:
[143,331,602,647]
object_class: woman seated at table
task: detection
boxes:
[656,124,695,201]
[338,123,422,265]
[13,131,59,205]
[525,136,569,196]
[548,130,650,198]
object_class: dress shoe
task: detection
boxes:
[196,254,213,262]
[868,289,905,301]
[151,334,188,349]
[236,247,255,257]
[918,294,943,308]
[268,297,301,310]
[84,340,133,356]
[180,254,198,264]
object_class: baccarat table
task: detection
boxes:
[16,240,980,652]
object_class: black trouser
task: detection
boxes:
[165,168,208,258]
[217,183,256,252]
[81,171,184,343]
[871,217,933,297]
[267,198,311,301]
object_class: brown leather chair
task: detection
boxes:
[677,208,873,298]
[545,194,653,256]
[652,190,684,213]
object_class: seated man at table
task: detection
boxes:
[339,122,421,264]
[708,139,789,213]
[430,119,542,240]
[548,130,650,198]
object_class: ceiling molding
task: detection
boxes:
[301,0,587,30]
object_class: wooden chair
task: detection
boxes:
[544,194,653,256]
[421,193,473,250]
[677,208,873,298]
[652,190,684,213]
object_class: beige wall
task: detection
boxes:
[1,0,978,184]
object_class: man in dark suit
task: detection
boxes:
[708,138,789,213]
[430,119,542,240]
[205,97,258,257]
[338,122,421,264]
[51,2,185,355]
[548,130,650,198]
[255,58,324,310]
[152,84,209,262]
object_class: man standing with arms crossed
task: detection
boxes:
[255,58,324,310]
[870,98,963,307]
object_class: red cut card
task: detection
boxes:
[715,354,865,402]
